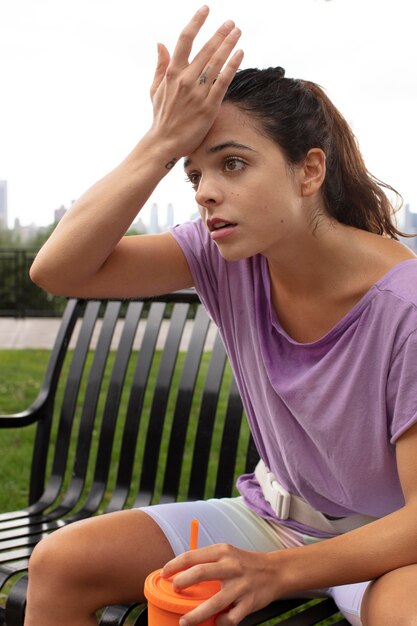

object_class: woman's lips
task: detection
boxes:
[207,218,237,240]
[210,224,237,241]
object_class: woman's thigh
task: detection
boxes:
[327,581,371,626]
[139,496,293,555]
[30,496,282,609]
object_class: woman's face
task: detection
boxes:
[183,102,310,262]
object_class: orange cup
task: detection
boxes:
[144,568,221,626]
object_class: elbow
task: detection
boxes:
[29,258,52,293]
[30,256,68,297]
[29,259,45,290]
[30,251,93,297]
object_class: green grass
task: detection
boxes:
[0,349,49,510]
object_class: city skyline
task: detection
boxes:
[0,190,180,236]
[1,182,417,255]
[0,174,415,235]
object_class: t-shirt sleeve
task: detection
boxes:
[387,328,417,443]
[169,219,222,326]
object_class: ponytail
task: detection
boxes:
[224,68,408,240]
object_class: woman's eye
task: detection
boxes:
[185,172,201,190]
[224,157,246,172]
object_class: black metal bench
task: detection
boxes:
[0,290,348,625]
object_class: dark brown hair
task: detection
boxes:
[224,67,408,239]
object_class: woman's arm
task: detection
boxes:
[30,7,243,298]
[162,421,417,626]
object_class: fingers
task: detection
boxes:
[170,546,241,590]
[170,6,242,81]
[194,27,243,89]
[177,580,254,626]
[189,19,237,76]
[150,43,170,99]
[162,550,209,582]
[173,562,225,590]
[162,544,224,579]
[171,5,211,68]
[205,44,244,104]
[178,590,229,626]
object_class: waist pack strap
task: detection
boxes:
[254,459,377,534]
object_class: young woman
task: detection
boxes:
[27,6,417,626]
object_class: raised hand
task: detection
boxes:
[149,6,243,163]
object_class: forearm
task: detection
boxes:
[30,131,176,292]
[273,503,417,596]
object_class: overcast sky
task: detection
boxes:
[1,0,416,229]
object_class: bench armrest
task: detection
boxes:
[0,390,50,428]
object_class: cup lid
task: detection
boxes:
[144,569,221,613]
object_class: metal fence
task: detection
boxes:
[0,248,67,317]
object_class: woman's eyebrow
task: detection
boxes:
[183,141,255,169]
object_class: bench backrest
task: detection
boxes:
[29,290,259,517]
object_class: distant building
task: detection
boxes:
[149,202,159,234]
[130,217,147,234]
[166,203,174,229]
[13,218,45,244]
[0,180,8,229]
[54,205,67,223]
[400,203,417,253]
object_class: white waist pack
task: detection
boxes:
[255,459,376,534]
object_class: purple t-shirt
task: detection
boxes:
[170,218,417,537]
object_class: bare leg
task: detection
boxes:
[361,564,417,626]
[24,510,174,626]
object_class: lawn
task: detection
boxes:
[0,349,49,510]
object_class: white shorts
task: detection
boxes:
[140,496,370,626]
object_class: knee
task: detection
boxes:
[362,569,417,626]
[362,596,417,626]
[28,523,87,590]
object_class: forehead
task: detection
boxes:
[207,102,256,136]
[184,103,265,167]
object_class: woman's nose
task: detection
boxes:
[195,176,223,207]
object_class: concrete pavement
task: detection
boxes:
[0,317,217,350]
[0,318,62,349]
